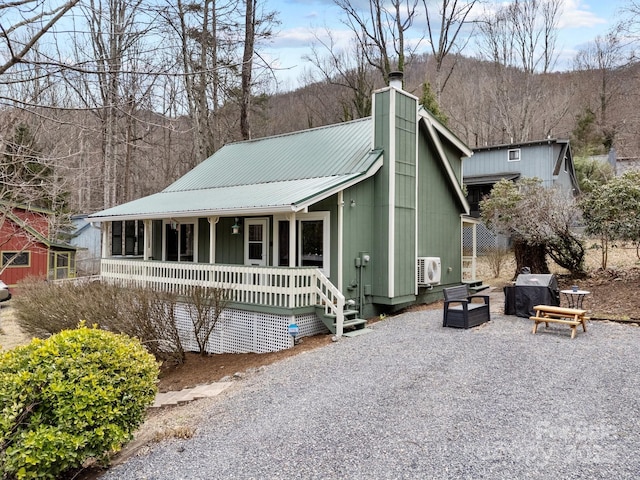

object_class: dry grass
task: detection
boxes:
[0,306,30,352]
[477,242,640,287]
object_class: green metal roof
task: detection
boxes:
[90,118,383,221]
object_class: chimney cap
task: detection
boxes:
[388,71,403,89]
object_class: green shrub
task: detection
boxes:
[0,325,159,479]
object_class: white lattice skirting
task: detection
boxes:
[174,305,329,353]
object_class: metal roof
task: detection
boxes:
[90,118,382,221]
[463,172,521,185]
[166,118,374,192]
[472,138,569,153]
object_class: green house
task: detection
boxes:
[89,78,474,352]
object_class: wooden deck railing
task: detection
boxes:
[100,259,345,337]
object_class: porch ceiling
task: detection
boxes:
[88,169,379,221]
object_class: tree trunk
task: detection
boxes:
[240,0,255,140]
[512,239,548,279]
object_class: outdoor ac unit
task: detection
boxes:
[417,257,441,285]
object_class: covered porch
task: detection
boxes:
[100,257,347,337]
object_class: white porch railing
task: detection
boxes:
[100,259,345,337]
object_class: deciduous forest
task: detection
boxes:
[1,0,639,220]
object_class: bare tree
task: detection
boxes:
[423,0,480,99]
[0,0,80,76]
[477,0,565,142]
[334,0,419,84]
[185,286,229,355]
[240,0,277,140]
[240,0,256,140]
[304,32,376,119]
[574,31,627,150]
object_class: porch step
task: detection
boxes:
[342,327,374,338]
[324,317,367,333]
[315,304,368,334]
[463,280,490,293]
[342,317,367,329]
[322,309,360,319]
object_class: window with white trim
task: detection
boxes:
[274,212,330,276]
[163,219,198,262]
[508,148,521,162]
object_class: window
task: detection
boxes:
[112,221,123,255]
[49,251,75,280]
[277,221,290,267]
[274,212,330,275]
[125,220,136,255]
[111,220,145,256]
[164,220,197,262]
[2,251,30,267]
[300,220,324,267]
[179,223,195,261]
[508,149,521,162]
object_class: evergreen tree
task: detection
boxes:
[420,82,448,125]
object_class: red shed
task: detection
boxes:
[0,203,76,287]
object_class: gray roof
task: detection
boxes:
[90,119,383,221]
[464,172,520,186]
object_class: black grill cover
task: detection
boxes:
[504,274,560,318]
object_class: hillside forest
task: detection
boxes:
[1,0,640,222]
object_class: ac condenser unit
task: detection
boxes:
[417,257,441,285]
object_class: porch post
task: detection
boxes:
[143,220,152,260]
[288,212,296,267]
[101,222,110,258]
[472,222,478,281]
[337,191,344,291]
[208,216,219,263]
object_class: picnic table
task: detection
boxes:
[530,305,588,339]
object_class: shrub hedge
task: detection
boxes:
[0,325,159,479]
[13,280,185,364]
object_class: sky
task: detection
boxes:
[260,0,625,90]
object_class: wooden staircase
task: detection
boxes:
[316,305,368,335]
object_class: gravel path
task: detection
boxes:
[104,311,640,479]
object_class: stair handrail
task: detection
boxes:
[313,269,345,338]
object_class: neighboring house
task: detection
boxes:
[0,202,77,287]
[464,138,579,218]
[68,214,102,276]
[89,76,474,353]
[462,139,579,254]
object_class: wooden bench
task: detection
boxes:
[530,305,588,339]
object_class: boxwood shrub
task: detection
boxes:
[0,325,159,479]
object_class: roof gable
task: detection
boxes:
[418,107,470,213]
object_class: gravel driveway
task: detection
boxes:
[104,310,640,479]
